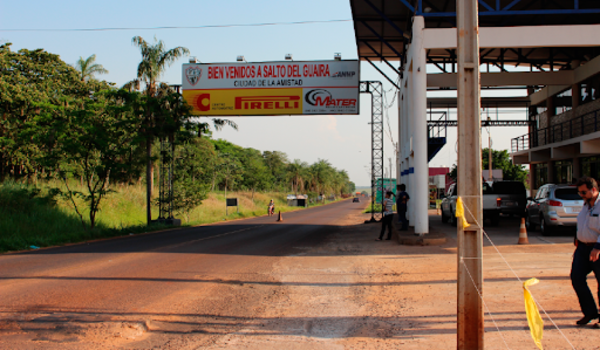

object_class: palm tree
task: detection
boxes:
[128,36,189,224]
[287,160,308,196]
[128,36,189,96]
[73,54,108,82]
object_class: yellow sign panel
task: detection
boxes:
[183,88,303,116]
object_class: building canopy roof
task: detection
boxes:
[350,0,600,70]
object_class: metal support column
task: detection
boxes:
[361,81,384,222]
[457,0,484,348]
[157,137,174,221]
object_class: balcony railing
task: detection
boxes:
[511,107,600,152]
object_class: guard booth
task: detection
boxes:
[287,194,308,207]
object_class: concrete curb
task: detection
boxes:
[392,224,447,246]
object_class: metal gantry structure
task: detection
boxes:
[157,137,175,222]
[360,81,384,222]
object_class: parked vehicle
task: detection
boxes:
[441,182,501,226]
[492,180,527,217]
[525,184,582,235]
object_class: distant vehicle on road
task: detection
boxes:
[525,184,582,235]
[352,197,360,203]
[492,180,527,217]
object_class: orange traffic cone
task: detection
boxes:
[277,211,283,222]
[518,217,529,244]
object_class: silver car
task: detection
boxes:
[525,184,583,235]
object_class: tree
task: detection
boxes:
[170,138,217,222]
[72,54,108,82]
[127,36,189,224]
[449,148,528,183]
[263,151,289,190]
[240,148,270,202]
[0,43,91,180]
[307,159,335,198]
[35,89,145,230]
[287,159,308,196]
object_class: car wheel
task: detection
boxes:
[441,210,449,223]
[540,215,552,236]
[525,213,536,231]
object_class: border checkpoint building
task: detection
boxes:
[349,0,600,235]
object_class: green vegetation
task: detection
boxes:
[0,39,356,253]
[449,147,529,183]
[0,180,340,253]
[363,203,382,213]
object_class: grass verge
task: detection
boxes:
[0,180,341,253]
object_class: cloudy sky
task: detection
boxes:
[1,0,528,186]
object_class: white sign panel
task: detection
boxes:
[182,60,360,116]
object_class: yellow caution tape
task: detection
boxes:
[524,278,544,350]
[455,197,471,228]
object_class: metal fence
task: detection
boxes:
[511,108,600,152]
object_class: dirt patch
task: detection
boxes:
[195,210,598,349]
[1,207,597,349]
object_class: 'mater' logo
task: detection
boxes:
[196,93,210,111]
[305,89,357,107]
[235,96,300,110]
[185,66,202,86]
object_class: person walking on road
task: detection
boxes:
[396,184,410,231]
[572,176,600,327]
[377,191,395,241]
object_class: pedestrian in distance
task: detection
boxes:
[268,199,275,216]
[377,191,395,241]
[572,176,600,327]
[396,184,410,231]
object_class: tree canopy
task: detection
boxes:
[449,148,528,183]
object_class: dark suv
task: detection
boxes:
[492,181,527,217]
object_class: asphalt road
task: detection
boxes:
[0,199,362,349]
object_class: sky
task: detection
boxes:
[0,0,528,186]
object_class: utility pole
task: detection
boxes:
[457,0,484,349]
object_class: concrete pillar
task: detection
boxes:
[572,60,581,109]
[397,91,402,188]
[547,96,555,119]
[573,157,581,180]
[406,67,415,227]
[547,161,555,183]
[411,16,429,235]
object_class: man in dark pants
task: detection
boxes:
[377,191,394,241]
[572,176,600,327]
[396,184,410,231]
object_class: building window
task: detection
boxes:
[554,160,573,184]
[535,163,548,188]
[582,156,600,183]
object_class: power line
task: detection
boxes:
[0,19,352,32]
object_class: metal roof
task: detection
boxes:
[350,0,600,70]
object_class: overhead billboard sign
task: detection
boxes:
[182,60,359,116]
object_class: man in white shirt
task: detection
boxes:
[572,176,600,327]
[376,191,395,241]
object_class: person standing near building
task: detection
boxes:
[396,184,410,231]
[377,191,395,241]
[572,176,600,326]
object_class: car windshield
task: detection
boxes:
[554,188,580,200]
[493,182,526,195]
